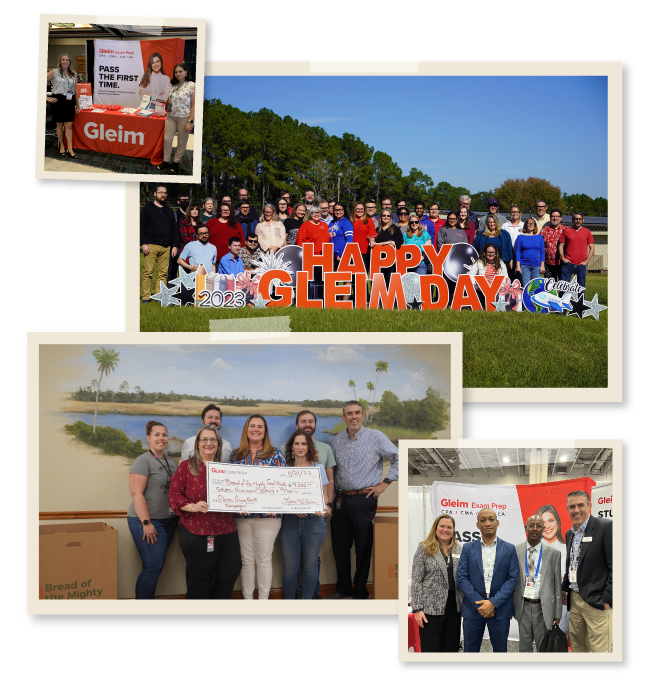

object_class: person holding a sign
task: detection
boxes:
[280,429,330,599]
[375,209,403,287]
[328,401,398,600]
[411,514,464,652]
[161,62,196,174]
[513,515,562,653]
[561,490,612,653]
[47,53,80,158]
[403,213,432,276]
[139,53,170,103]
[169,425,242,599]
[456,508,519,652]
[230,415,287,599]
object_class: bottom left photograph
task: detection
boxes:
[29,331,461,614]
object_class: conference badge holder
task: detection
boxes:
[154,99,166,117]
[207,536,214,552]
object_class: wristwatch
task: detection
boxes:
[383,478,393,485]
[326,502,333,508]
[142,519,150,525]
[188,119,194,124]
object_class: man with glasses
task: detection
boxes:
[559,212,595,288]
[180,404,232,463]
[365,198,379,229]
[178,224,217,273]
[541,210,566,282]
[237,200,259,240]
[320,201,333,224]
[140,184,178,303]
[459,194,478,226]
[239,233,263,271]
[303,188,316,209]
[236,188,259,222]
[381,197,393,214]
[533,200,550,232]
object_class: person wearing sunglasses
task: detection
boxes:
[256,204,285,254]
[395,207,411,237]
[374,209,403,287]
[558,212,595,288]
[403,214,432,276]
[239,233,263,271]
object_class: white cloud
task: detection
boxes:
[209,357,236,371]
[315,346,369,365]
[410,370,427,383]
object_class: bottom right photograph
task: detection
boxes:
[399,440,620,662]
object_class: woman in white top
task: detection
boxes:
[139,53,170,104]
[47,53,81,158]
[468,244,509,310]
[160,62,196,174]
[256,204,286,254]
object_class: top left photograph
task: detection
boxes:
[36,15,205,183]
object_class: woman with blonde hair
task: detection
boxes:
[138,52,170,103]
[256,204,286,254]
[403,212,431,275]
[410,514,463,652]
[46,53,80,158]
[514,216,545,286]
[472,214,514,270]
[229,415,287,599]
[169,424,241,599]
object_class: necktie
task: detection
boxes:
[528,546,536,580]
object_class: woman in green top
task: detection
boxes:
[127,420,178,599]
[403,213,431,275]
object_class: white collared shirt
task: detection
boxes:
[481,537,498,594]
[526,541,542,592]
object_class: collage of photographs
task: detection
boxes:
[9,7,637,675]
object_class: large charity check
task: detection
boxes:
[207,462,325,514]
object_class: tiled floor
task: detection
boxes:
[43,130,194,175]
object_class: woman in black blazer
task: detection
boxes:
[411,514,463,652]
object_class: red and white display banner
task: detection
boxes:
[591,484,613,520]
[427,477,595,642]
[93,38,185,108]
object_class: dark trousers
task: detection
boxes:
[330,493,378,599]
[543,262,561,282]
[168,253,179,282]
[418,592,461,652]
[178,524,242,599]
[463,616,511,652]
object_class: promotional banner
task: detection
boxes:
[152,243,607,321]
[93,38,185,108]
[207,462,325,514]
[427,477,595,642]
[591,484,613,520]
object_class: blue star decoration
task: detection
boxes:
[567,294,588,319]
[252,296,270,309]
[171,280,196,307]
[406,296,423,311]
[169,268,196,290]
[492,297,508,312]
[582,293,607,321]
[150,281,180,307]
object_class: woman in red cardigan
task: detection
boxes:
[351,202,377,274]
[206,203,245,266]
[169,425,241,599]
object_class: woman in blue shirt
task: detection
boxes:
[403,214,431,275]
[473,215,514,271]
[280,429,330,599]
[514,217,545,287]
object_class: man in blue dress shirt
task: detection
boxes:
[218,237,245,276]
[177,225,217,273]
[327,400,398,600]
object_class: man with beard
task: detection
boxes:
[303,188,316,210]
[180,404,232,463]
[280,409,336,599]
[239,232,263,271]
[140,184,178,303]
[235,188,260,222]
[177,225,217,273]
[237,200,259,239]
[513,515,562,652]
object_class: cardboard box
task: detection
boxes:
[39,523,117,600]
[373,516,398,600]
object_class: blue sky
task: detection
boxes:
[56,344,452,402]
[204,75,608,198]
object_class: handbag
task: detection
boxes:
[538,623,568,652]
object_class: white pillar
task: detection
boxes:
[528,448,549,484]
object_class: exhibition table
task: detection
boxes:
[72,109,165,165]
[408,612,421,653]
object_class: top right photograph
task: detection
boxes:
[131,64,620,401]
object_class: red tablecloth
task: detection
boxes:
[408,613,421,653]
[73,109,165,165]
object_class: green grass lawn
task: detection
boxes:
[140,259,608,389]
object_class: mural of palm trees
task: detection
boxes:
[90,379,99,392]
[366,381,374,418]
[119,381,130,394]
[349,379,357,400]
[91,347,120,433]
[371,360,389,422]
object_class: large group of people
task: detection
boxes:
[127,401,398,600]
[140,186,596,303]
[410,490,612,653]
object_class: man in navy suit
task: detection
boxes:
[457,508,519,652]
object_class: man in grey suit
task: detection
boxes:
[513,515,562,652]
